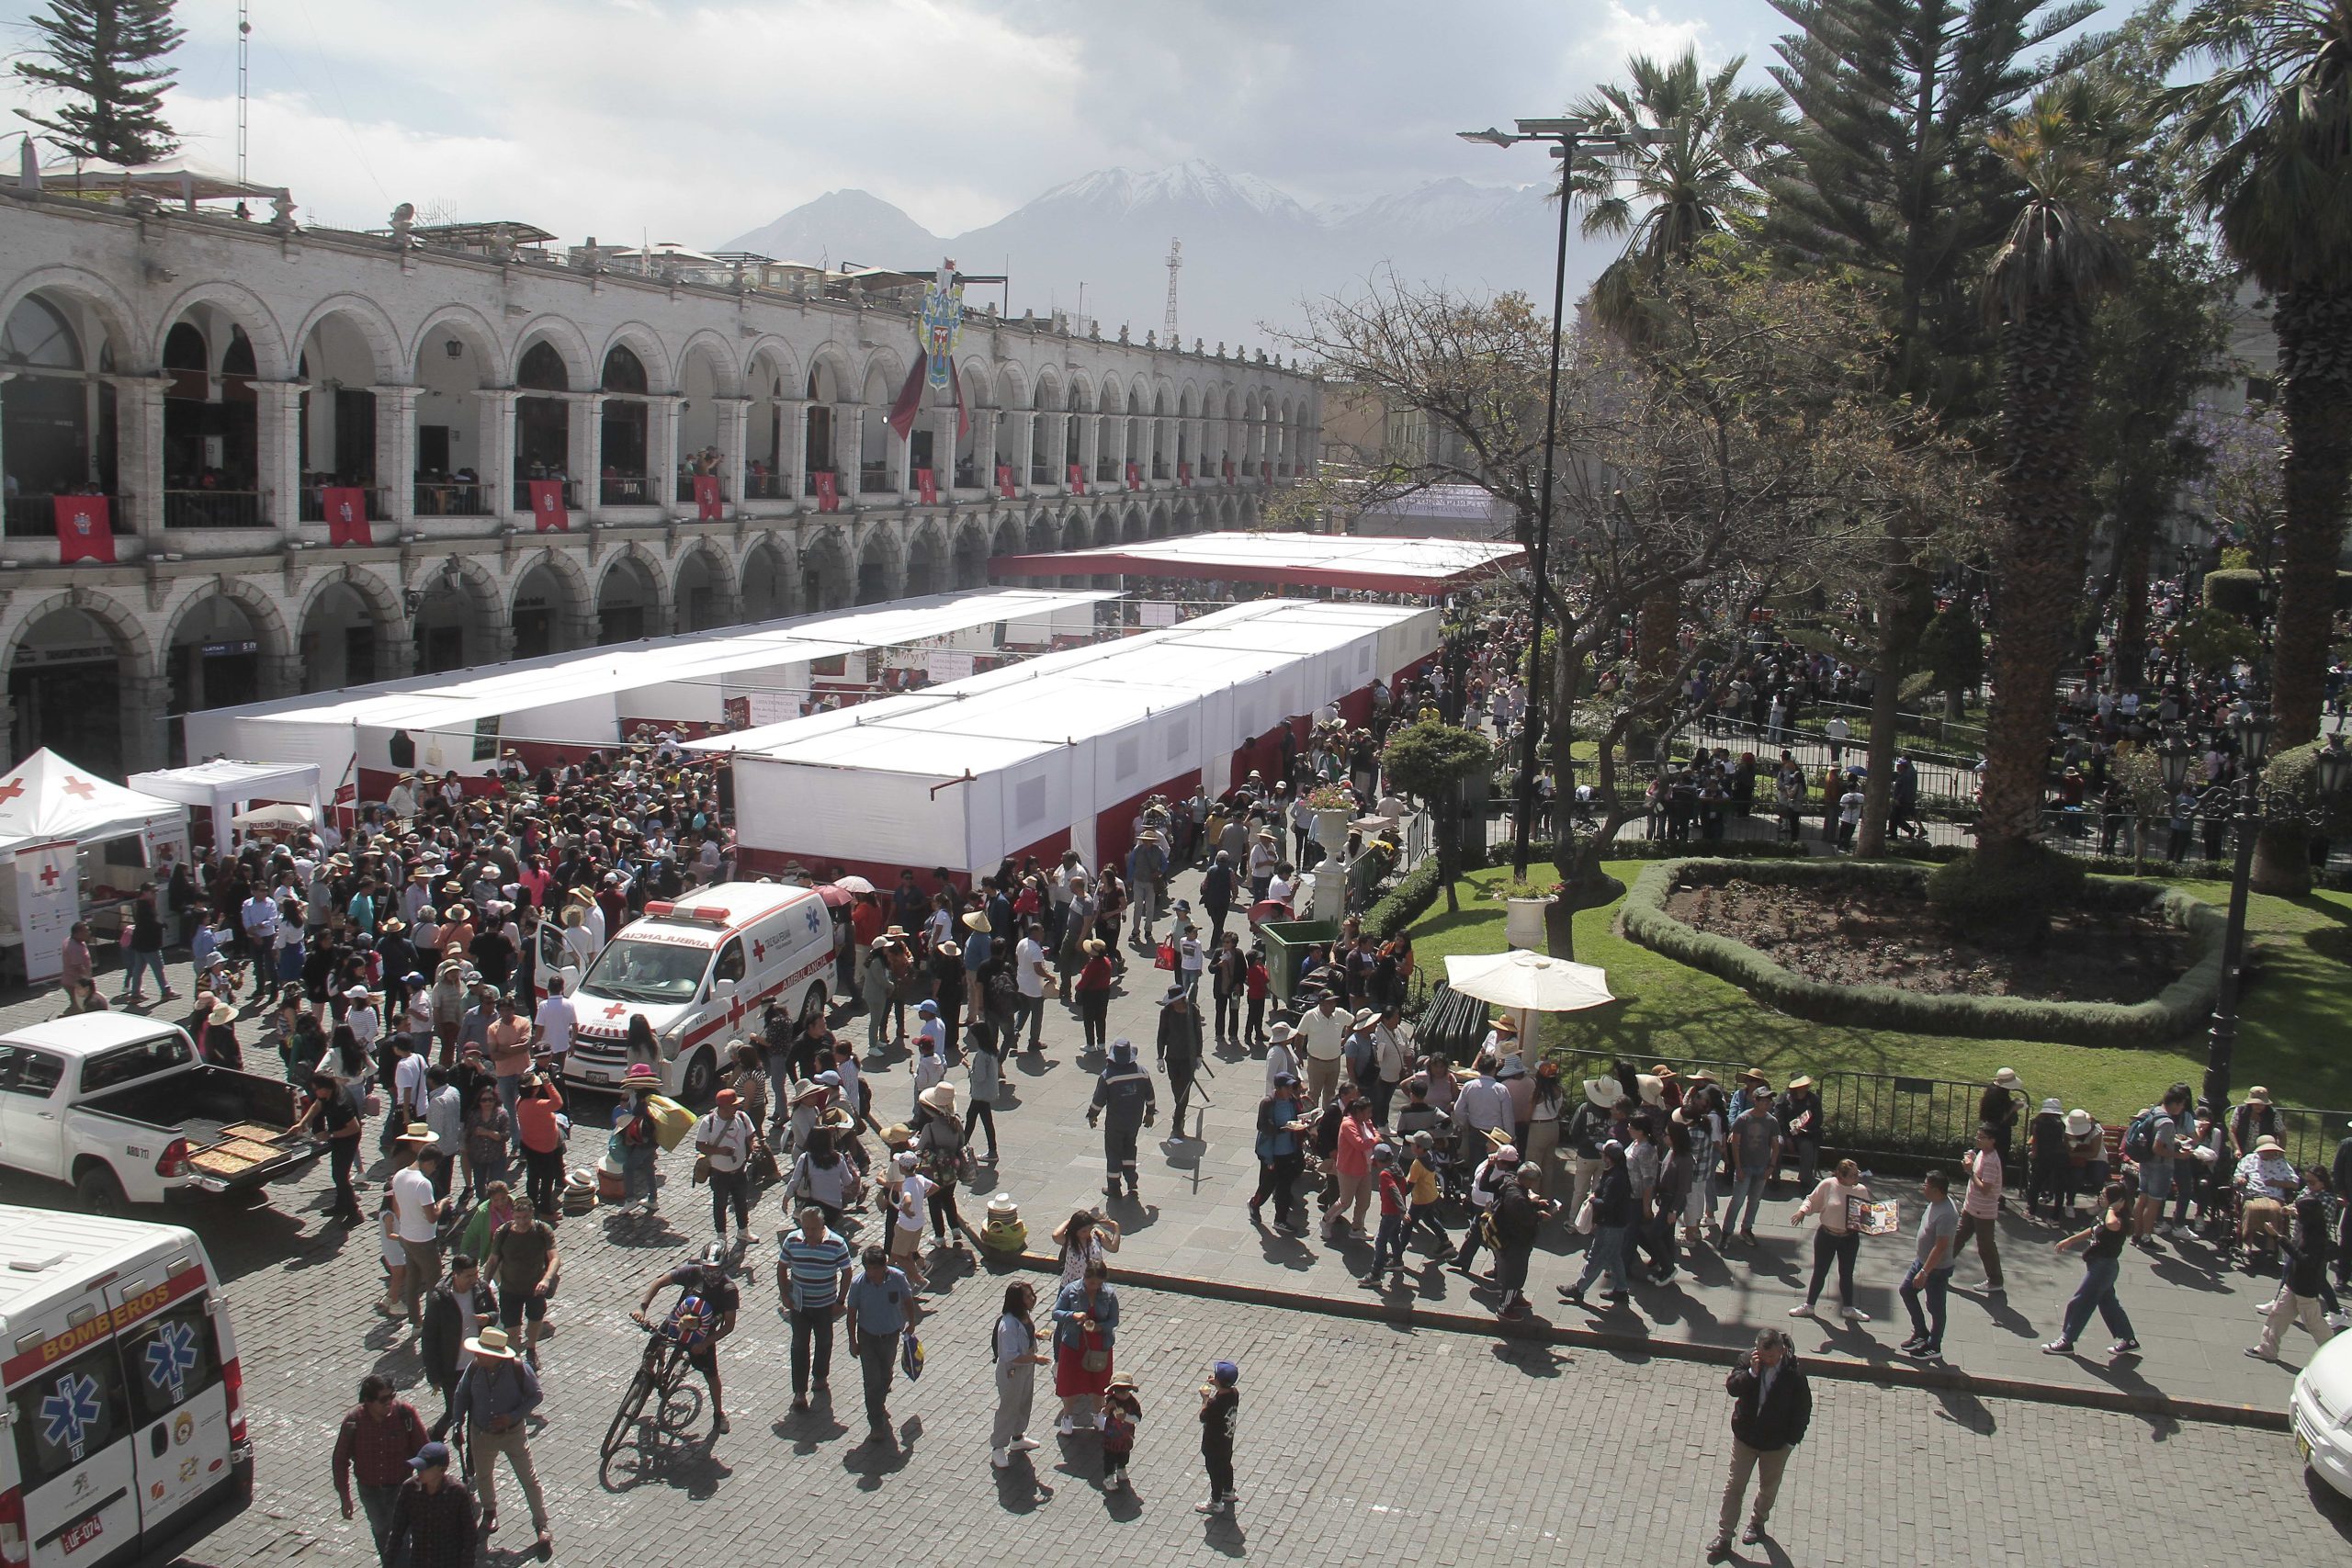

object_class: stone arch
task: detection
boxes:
[674,333,736,470]
[1025,511,1058,554]
[152,279,292,378]
[289,294,404,383]
[951,517,990,590]
[903,519,949,598]
[1147,502,1171,539]
[409,551,504,674]
[802,526,854,613]
[1120,505,1148,544]
[673,537,739,631]
[594,545,669,642]
[1092,508,1121,549]
[1059,510,1091,552]
[296,568,401,691]
[509,315,595,389]
[672,329,741,399]
[3,588,157,774]
[406,303,505,378]
[1,265,143,372]
[509,547,594,659]
[990,512,1024,561]
[599,321,673,391]
[2,587,155,682]
[806,342,856,402]
[994,360,1030,411]
[741,534,799,621]
[855,523,904,604]
[162,580,293,743]
[741,334,802,397]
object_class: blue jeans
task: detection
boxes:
[1369,1212,1407,1275]
[1573,1224,1631,1294]
[1899,1262,1953,1348]
[625,1144,660,1203]
[1729,1171,1767,1234]
[2060,1255,2134,1346]
[122,948,169,998]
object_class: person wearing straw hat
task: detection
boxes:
[961,908,996,1018]
[196,996,244,1071]
[390,1123,448,1325]
[444,1325,550,1554]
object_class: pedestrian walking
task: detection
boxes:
[2041,1181,2141,1359]
[418,1255,497,1431]
[1195,1359,1241,1517]
[1361,1144,1409,1286]
[1707,1328,1812,1562]
[1957,1124,2007,1292]
[1249,1075,1308,1233]
[1561,1142,1634,1308]
[388,1125,447,1325]
[777,1205,855,1411]
[1075,938,1114,1055]
[1898,1169,1960,1360]
[380,1440,477,1568]
[334,1374,429,1562]
[963,1021,1004,1163]
[1787,1158,1871,1323]
[2249,1170,2338,1361]
[693,1089,755,1247]
[990,1280,1051,1468]
[1088,1038,1156,1200]
[1489,1162,1554,1318]
[842,1245,918,1449]
[1157,987,1204,1134]
[446,1325,551,1555]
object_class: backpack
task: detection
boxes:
[2122,1108,2162,1162]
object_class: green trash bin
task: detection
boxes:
[1259,918,1340,1008]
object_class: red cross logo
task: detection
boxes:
[0,780,24,804]
[60,776,96,800]
[726,994,745,1028]
[604,1002,628,1019]
[38,863,60,888]
[751,941,765,962]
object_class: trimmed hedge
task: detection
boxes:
[1486,838,1808,868]
[1618,857,2224,1045]
[1364,855,1444,940]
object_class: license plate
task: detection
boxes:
[2297,1430,2312,1462]
[586,1068,611,1084]
[61,1514,104,1555]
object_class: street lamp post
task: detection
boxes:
[1458,118,1588,878]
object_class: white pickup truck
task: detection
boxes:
[0,1014,320,1213]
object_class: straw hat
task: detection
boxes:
[205,1000,240,1028]
[1685,1069,1718,1086]
[462,1325,521,1361]
[2064,1108,2095,1137]
[819,1106,854,1131]
[2246,1085,2272,1104]
[1993,1067,2021,1089]
[1107,1372,1138,1391]
[394,1122,438,1146]
[1267,1021,1295,1043]
[1351,1008,1377,1029]
[2253,1134,2284,1154]
[1737,1067,1768,1086]
[1584,1077,1625,1110]
[961,911,993,933]
[1081,938,1107,956]
[936,940,961,959]
[1787,1075,1815,1092]
[919,1083,959,1118]
[1649,1063,1679,1080]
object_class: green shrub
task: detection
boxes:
[1364,856,1443,939]
[1617,858,2223,1045]
[1487,838,1809,868]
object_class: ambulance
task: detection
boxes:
[565,882,836,1102]
[0,1208,248,1567]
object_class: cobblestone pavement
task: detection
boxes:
[4,945,2348,1564]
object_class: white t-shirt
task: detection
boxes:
[694,1110,752,1173]
[390,1166,438,1244]
[347,1005,381,1050]
[1014,937,1047,999]
[393,1053,429,1118]
[898,1170,933,1233]
[535,994,577,1055]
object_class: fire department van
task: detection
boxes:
[565,882,836,1102]
[0,1208,248,1567]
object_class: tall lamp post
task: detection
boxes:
[1458,118,1589,879]
[2163,716,2352,1111]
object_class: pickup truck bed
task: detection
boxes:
[81,1068,317,1192]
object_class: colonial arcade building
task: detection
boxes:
[0,179,1320,775]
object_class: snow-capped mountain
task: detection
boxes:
[717,161,1616,346]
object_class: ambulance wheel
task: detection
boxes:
[798,983,829,1029]
[679,1047,718,1107]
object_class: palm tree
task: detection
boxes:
[1570,49,1791,339]
[2168,0,2352,755]
[1970,85,2131,877]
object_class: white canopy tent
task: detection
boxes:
[704,599,1439,879]
[0,750,188,983]
[181,588,1108,801]
[129,760,326,855]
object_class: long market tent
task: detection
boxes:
[988,529,1522,595]
[700,598,1438,879]
[183,588,1109,799]
[128,760,326,855]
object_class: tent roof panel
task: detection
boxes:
[989,530,1520,594]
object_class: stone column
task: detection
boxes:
[374,384,420,529]
[574,393,605,512]
[254,379,307,535]
[123,675,171,774]
[841,400,863,500]
[648,393,684,515]
[478,389,520,518]
[0,692,17,773]
[716,395,752,511]
[1079,413,1099,487]
[784,398,809,507]
[262,651,305,699]
[933,400,959,496]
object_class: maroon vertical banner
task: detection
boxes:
[1125,461,1141,491]
[52,495,114,563]
[916,467,938,504]
[693,473,723,520]
[1221,457,1234,483]
[995,463,1016,499]
[1067,463,1086,496]
[1179,461,1193,487]
[322,486,372,546]
[527,479,570,532]
[1260,459,1272,481]
[813,470,840,513]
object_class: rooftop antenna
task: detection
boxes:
[1163,236,1182,343]
[236,0,251,187]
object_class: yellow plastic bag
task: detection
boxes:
[646,1093,696,1152]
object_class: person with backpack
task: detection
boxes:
[2126,1084,2194,1240]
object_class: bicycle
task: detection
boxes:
[600,1318,704,1461]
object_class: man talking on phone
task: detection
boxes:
[1710,1326,1812,1561]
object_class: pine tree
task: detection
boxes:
[13,0,187,167]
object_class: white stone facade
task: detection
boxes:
[0,190,1320,775]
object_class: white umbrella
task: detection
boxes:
[1442,949,1615,1014]
[231,802,314,829]
[829,874,876,896]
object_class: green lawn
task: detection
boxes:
[1410,862,2352,1122]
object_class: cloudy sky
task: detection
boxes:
[5,0,1783,239]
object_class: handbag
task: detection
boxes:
[1573,1193,1598,1235]
[1154,942,1177,971]
[1081,1341,1111,1373]
[691,1153,711,1185]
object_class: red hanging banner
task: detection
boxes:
[916,467,938,504]
[527,479,570,532]
[813,470,840,513]
[995,463,1016,500]
[321,486,372,546]
[1221,457,1235,483]
[693,474,724,520]
[1260,459,1272,481]
[52,495,114,564]
[1125,461,1142,491]
[1179,461,1193,487]
[1066,463,1087,496]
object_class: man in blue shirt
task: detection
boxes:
[776,1206,855,1411]
[841,1246,919,1448]
[442,1325,549,1552]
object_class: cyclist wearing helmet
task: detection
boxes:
[631,1243,741,1434]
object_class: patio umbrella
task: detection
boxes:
[831,874,877,896]
[1442,950,1615,1015]
[813,883,856,909]
[231,802,314,829]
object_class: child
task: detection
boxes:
[1243,948,1270,1047]
[1196,1359,1239,1516]
[1362,1144,1408,1287]
[1099,1372,1141,1491]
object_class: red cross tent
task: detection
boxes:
[0,749,188,983]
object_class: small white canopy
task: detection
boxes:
[0,749,187,856]
[129,760,325,854]
[1442,950,1616,1014]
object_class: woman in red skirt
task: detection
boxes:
[1050,1258,1120,1434]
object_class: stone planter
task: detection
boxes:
[1505,896,1555,952]
[1313,807,1351,857]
